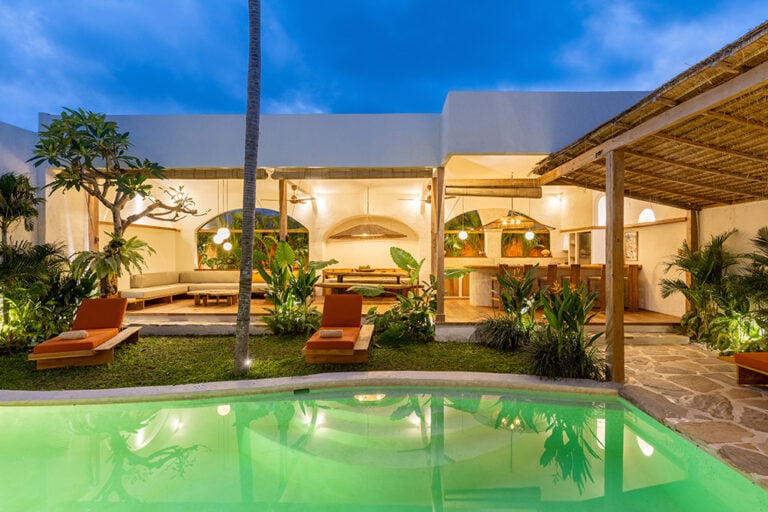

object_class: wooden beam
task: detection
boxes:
[555,174,709,211]
[278,179,287,241]
[164,167,269,179]
[538,58,768,184]
[652,132,768,165]
[445,187,542,198]
[271,167,434,180]
[435,167,446,324]
[445,178,541,188]
[622,167,762,202]
[704,110,768,131]
[626,149,768,186]
[605,150,625,384]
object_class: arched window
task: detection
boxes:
[597,196,606,226]
[196,208,309,269]
[638,208,656,223]
[444,211,485,257]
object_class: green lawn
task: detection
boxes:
[0,335,530,391]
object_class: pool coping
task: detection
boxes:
[0,370,619,406]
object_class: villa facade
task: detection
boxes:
[3,22,768,331]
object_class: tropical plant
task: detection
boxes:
[529,282,604,380]
[0,172,44,245]
[29,108,202,297]
[71,234,154,298]
[471,264,540,351]
[356,247,470,346]
[254,240,337,336]
[660,230,743,345]
[0,241,96,352]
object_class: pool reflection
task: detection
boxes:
[2,388,764,511]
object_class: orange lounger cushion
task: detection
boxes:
[32,328,120,354]
[734,352,768,373]
[305,327,361,350]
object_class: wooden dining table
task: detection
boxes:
[323,269,410,284]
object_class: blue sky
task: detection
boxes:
[0,0,765,130]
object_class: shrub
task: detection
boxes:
[528,282,604,380]
[470,316,528,351]
[254,241,336,336]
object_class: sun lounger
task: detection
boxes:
[28,298,140,370]
[725,352,768,386]
[302,294,373,363]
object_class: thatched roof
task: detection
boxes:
[532,21,768,211]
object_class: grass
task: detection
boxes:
[0,335,531,391]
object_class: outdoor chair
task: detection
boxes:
[28,298,141,370]
[301,294,373,363]
[730,352,768,386]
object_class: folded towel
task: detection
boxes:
[59,330,89,340]
[318,329,343,338]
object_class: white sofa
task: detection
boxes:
[120,270,268,308]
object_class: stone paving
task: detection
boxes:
[621,342,768,489]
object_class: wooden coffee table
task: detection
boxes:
[189,290,239,306]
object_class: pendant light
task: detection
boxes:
[215,180,231,242]
[329,187,406,239]
[524,198,535,240]
[458,197,468,240]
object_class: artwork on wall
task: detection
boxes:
[624,231,638,261]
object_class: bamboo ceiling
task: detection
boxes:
[532,21,768,211]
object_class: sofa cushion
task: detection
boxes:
[130,271,179,288]
[120,284,189,299]
[32,328,120,354]
[734,352,768,373]
[179,270,240,284]
[186,282,239,291]
[305,327,361,350]
[72,298,127,330]
[321,294,363,327]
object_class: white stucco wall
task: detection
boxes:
[0,121,41,244]
[441,91,647,156]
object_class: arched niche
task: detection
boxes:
[196,208,309,269]
[445,210,485,257]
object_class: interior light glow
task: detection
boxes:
[524,230,535,240]
[222,241,233,251]
[213,233,224,244]
[217,405,231,416]
[354,393,386,402]
[216,227,231,239]
[636,436,655,456]
[458,230,468,240]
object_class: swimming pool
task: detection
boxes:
[2,386,766,511]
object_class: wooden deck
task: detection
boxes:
[125,296,679,326]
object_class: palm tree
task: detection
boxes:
[660,230,741,343]
[0,172,43,245]
[234,0,261,375]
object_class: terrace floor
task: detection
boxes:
[620,343,768,490]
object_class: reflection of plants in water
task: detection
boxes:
[70,410,202,502]
[492,398,602,494]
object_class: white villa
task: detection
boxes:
[3,21,768,377]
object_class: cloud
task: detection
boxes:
[263,90,329,114]
[555,0,768,90]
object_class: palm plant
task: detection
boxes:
[660,230,742,345]
[0,172,44,245]
[71,234,154,298]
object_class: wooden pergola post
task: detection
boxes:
[278,179,287,241]
[605,150,625,383]
[434,167,446,323]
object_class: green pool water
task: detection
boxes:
[2,387,766,511]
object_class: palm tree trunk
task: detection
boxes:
[234,0,261,375]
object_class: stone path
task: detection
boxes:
[621,343,768,489]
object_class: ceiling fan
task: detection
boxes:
[398,184,456,203]
[288,184,315,204]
